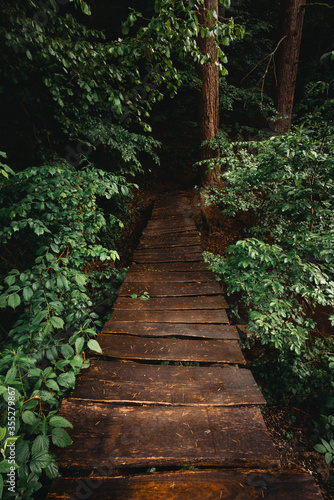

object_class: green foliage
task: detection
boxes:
[202,85,334,423]
[0,160,133,499]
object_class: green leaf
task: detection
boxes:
[0,460,13,473]
[16,441,30,464]
[51,428,72,448]
[45,461,60,479]
[0,427,6,442]
[314,443,327,454]
[30,450,52,474]
[22,410,37,425]
[87,339,102,354]
[325,452,333,464]
[80,0,91,15]
[49,416,73,429]
[23,287,33,301]
[46,379,60,391]
[32,435,49,455]
[50,316,64,329]
[75,337,85,354]
[57,371,75,389]
[5,366,17,383]
[8,293,21,309]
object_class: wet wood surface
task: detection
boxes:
[57,401,279,469]
[113,295,229,310]
[97,335,245,364]
[124,271,216,283]
[47,191,323,500]
[72,360,265,406]
[117,281,224,297]
[130,261,209,272]
[48,469,324,500]
[102,321,239,339]
[109,309,229,324]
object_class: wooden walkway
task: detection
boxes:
[48,192,322,499]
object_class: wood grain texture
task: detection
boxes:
[72,360,266,406]
[124,271,216,283]
[117,281,224,297]
[101,321,239,339]
[96,335,245,364]
[138,234,201,249]
[130,262,209,272]
[56,401,279,469]
[113,295,229,311]
[133,252,204,263]
[109,309,229,323]
[47,469,324,500]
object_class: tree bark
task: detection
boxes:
[274,0,306,133]
[197,0,219,186]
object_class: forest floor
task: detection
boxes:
[117,187,334,500]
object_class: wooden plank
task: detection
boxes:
[47,469,324,500]
[143,226,197,235]
[151,208,194,219]
[96,335,244,363]
[130,262,208,272]
[102,321,238,339]
[117,281,224,297]
[134,245,203,257]
[109,309,229,323]
[145,219,196,230]
[56,402,279,469]
[113,295,229,310]
[124,271,215,283]
[138,235,201,249]
[133,252,204,263]
[71,361,266,406]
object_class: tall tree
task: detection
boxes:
[274,0,306,133]
[197,0,220,185]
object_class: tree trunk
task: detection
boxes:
[274,0,306,133]
[197,0,219,186]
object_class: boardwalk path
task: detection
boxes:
[48,192,322,499]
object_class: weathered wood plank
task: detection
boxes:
[109,309,229,323]
[142,226,197,235]
[102,321,239,339]
[47,469,324,500]
[133,252,204,263]
[96,335,244,363]
[117,281,224,297]
[72,361,266,406]
[56,402,279,469]
[146,217,196,229]
[130,262,208,272]
[134,245,203,257]
[138,234,201,249]
[124,271,215,283]
[113,295,229,310]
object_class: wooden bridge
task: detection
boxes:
[48,192,323,499]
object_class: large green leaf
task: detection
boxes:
[51,428,72,448]
[49,416,73,429]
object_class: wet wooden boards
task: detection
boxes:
[47,191,323,500]
[102,321,239,339]
[117,281,224,297]
[48,469,324,500]
[97,335,245,364]
[72,361,265,406]
[57,401,279,469]
[113,295,229,310]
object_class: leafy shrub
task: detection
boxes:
[0,158,133,498]
[201,87,334,440]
